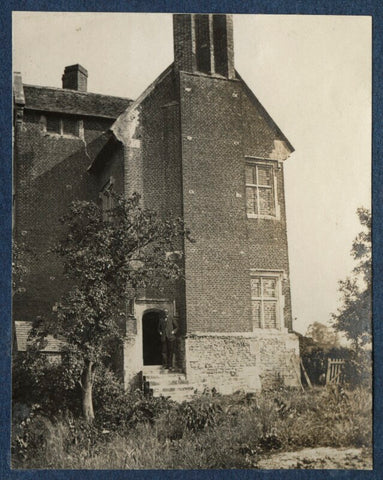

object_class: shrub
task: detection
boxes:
[12,407,71,468]
[155,395,224,442]
[95,385,174,433]
[12,386,372,469]
[343,350,372,389]
[300,345,351,386]
[181,400,222,431]
[12,353,81,416]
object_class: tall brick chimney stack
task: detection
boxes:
[173,14,235,79]
[62,64,88,91]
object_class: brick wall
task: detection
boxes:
[179,72,251,333]
[178,70,294,334]
[173,14,235,79]
[173,14,194,73]
[240,84,293,330]
[116,69,188,372]
[13,110,111,321]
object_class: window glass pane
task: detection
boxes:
[62,118,78,136]
[246,187,257,215]
[258,187,274,215]
[250,277,261,298]
[46,115,61,134]
[252,301,262,328]
[263,301,277,328]
[257,165,272,186]
[39,115,47,130]
[245,162,277,217]
[245,165,254,185]
[262,278,277,298]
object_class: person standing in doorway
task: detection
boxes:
[158,309,179,370]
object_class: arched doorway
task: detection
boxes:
[142,310,163,365]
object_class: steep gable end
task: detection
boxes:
[237,71,294,161]
[110,64,174,144]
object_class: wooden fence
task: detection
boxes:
[326,358,345,385]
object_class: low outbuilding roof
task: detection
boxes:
[14,321,66,353]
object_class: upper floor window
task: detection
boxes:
[62,117,79,136]
[40,114,83,138]
[245,161,279,218]
[251,273,282,329]
[46,115,61,134]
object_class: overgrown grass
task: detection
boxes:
[12,386,372,469]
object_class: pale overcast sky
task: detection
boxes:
[13,13,371,335]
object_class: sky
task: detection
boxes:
[12,13,371,335]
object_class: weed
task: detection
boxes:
[12,386,372,469]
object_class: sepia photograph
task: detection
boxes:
[11,12,371,470]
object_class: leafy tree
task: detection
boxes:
[305,321,339,349]
[332,208,371,351]
[31,193,190,422]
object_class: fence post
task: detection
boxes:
[326,358,331,385]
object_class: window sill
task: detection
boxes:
[43,132,81,140]
[247,213,280,221]
[253,327,285,333]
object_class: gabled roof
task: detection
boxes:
[111,64,174,143]
[14,321,65,353]
[235,71,294,154]
[89,64,174,172]
[21,84,132,119]
[90,62,294,172]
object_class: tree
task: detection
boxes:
[332,208,371,351]
[31,193,190,422]
[305,321,339,349]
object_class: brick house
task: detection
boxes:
[13,14,300,395]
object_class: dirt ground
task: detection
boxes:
[257,447,373,470]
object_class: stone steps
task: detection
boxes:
[142,366,197,402]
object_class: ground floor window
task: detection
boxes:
[251,273,282,329]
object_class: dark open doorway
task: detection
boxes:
[142,310,163,365]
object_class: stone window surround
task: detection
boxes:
[250,269,286,331]
[39,113,84,139]
[245,157,281,220]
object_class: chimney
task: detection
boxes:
[173,14,235,79]
[62,64,88,92]
[13,72,25,106]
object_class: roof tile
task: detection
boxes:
[15,321,66,352]
[23,85,132,119]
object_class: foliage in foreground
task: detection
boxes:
[28,193,190,422]
[300,341,372,389]
[12,386,372,470]
[332,207,371,350]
